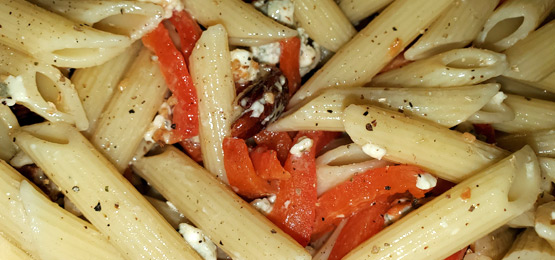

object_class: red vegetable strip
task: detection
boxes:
[253,130,294,164]
[279,37,301,96]
[179,138,203,163]
[223,137,277,199]
[142,23,199,142]
[267,131,337,246]
[328,199,390,260]
[473,124,496,144]
[250,146,291,180]
[169,10,202,64]
[313,165,430,237]
[444,247,468,260]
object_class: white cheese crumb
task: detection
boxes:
[9,150,34,168]
[284,200,291,209]
[267,0,295,26]
[251,42,281,65]
[144,102,173,143]
[490,91,507,106]
[249,99,265,118]
[4,75,29,104]
[178,223,217,260]
[251,196,275,215]
[230,49,259,84]
[361,143,387,160]
[551,211,555,220]
[297,27,321,76]
[290,137,313,156]
[416,173,437,190]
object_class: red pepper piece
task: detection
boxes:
[169,10,202,65]
[253,130,294,164]
[279,37,301,96]
[179,138,203,163]
[223,137,277,199]
[473,124,496,144]
[313,165,429,238]
[444,247,468,260]
[250,146,291,180]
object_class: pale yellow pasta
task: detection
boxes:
[313,220,347,260]
[494,75,555,102]
[14,122,202,260]
[0,0,133,68]
[183,0,297,46]
[292,0,356,52]
[492,94,555,133]
[539,157,555,193]
[405,0,499,60]
[496,129,555,157]
[0,234,33,260]
[288,0,453,107]
[189,25,235,184]
[27,0,164,40]
[343,104,509,183]
[72,42,141,136]
[132,146,311,260]
[91,48,168,172]
[0,105,19,161]
[466,92,515,124]
[145,196,190,230]
[271,84,500,132]
[338,0,394,25]
[0,44,88,130]
[345,146,541,260]
[502,20,555,82]
[371,48,509,88]
[535,201,555,250]
[474,0,555,52]
[525,72,555,94]
[503,228,555,259]
[0,160,124,260]
[464,227,518,260]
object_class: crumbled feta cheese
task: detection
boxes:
[230,49,260,84]
[144,102,173,143]
[267,0,295,26]
[551,211,555,220]
[284,200,291,209]
[251,196,275,215]
[178,223,217,260]
[361,143,387,160]
[3,75,29,105]
[9,150,34,168]
[251,42,281,65]
[139,0,183,18]
[416,173,437,190]
[490,91,507,106]
[297,28,321,76]
[249,99,265,118]
[290,137,313,156]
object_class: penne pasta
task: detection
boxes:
[344,146,541,260]
[535,201,555,250]
[0,44,88,131]
[371,48,509,88]
[338,0,394,25]
[132,146,312,260]
[474,0,555,52]
[494,76,555,102]
[503,228,555,259]
[0,105,19,161]
[465,92,515,124]
[539,157,555,193]
[0,0,133,68]
[464,226,518,260]
[496,129,555,157]
[91,48,168,172]
[404,0,499,60]
[72,42,141,136]
[502,20,555,82]
[343,104,509,183]
[525,72,555,94]
[292,0,356,52]
[288,0,453,107]
[189,25,235,184]
[270,84,500,132]
[492,94,555,133]
[183,0,297,46]
[0,234,33,260]
[14,122,203,260]
[0,160,124,260]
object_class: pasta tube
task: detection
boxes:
[502,20,555,82]
[464,226,518,260]
[293,0,356,52]
[474,0,555,52]
[344,146,541,260]
[343,104,509,183]
[405,0,499,60]
[27,0,163,40]
[183,0,297,46]
[496,129,555,157]
[0,0,133,68]
[492,94,555,133]
[503,228,555,259]
[269,84,500,132]
[338,0,394,25]
[525,72,555,94]
[0,44,88,130]
[0,105,19,161]
[91,47,168,172]
[190,25,235,184]
[288,0,453,107]
[132,146,312,260]
[535,201,555,250]
[0,234,33,260]
[14,122,203,260]
[370,48,508,88]
[0,160,124,260]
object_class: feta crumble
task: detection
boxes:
[250,195,276,215]
[361,143,387,160]
[144,101,173,143]
[290,137,313,156]
[178,223,217,260]
[266,0,295,26]
[2,75,29,106]
[416,173,437,190]
[230,49,260,84]
[249,99,265,118]
[251,42,281,65]
[490,91,507,106]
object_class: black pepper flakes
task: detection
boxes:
[270,229,277,234]
[128,109,135,114]
[468,205,475,212]
[384,186,391,190]
[327,109,333,113]
[366,123,373,131]
[94,202,102,211]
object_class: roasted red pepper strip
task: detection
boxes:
[179,138,203,163]
[169,10,202,65]
[313,165,430,238]
[444,247,468,260]
[267,131,338,246]
[279,37,301,96]
[250,146,291,180]
[253,130,294,164]
[328,199,390,260]
[223,137,277,199]
[142,23,199,142]
[473,124,496,144]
